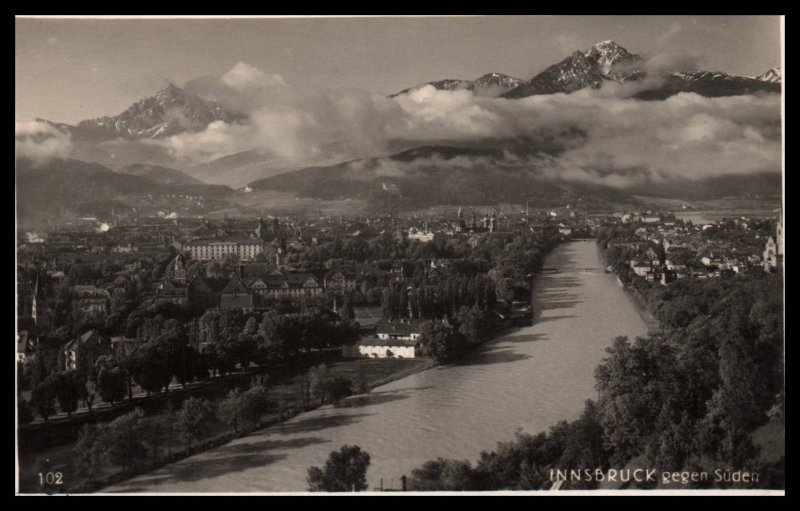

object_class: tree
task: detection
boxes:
[593,335,678,465]
[293,375,312,408]
[175,397,214,445]
[409,458,476,491]
[84,378,98,412]
[455,305,494,346]
[102,407,148,472]
[73,424,104,481]
[310,365,352,405]
[307,445,371,492]
[131,343,171,396]
[31,347,48,388]
[419,321,469,365]
[218,388,244,434]
[97,367,127,406]
[118,354,137,400]
[17,397,34,425]
[240,382,271,427]
[31,378,57,422]
[54,371,84,418]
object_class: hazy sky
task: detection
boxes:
[15,15,782,124]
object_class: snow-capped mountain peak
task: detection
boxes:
[755,67,781,84]
[76,84,243,139]
[392,73,522,98]
[585,40,638,75]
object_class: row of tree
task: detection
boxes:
[72,377,272,483]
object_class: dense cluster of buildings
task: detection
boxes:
[19,202,782,369]
[605,209,784,284]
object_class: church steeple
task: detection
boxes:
[31,274,38,325]
[170,253,187,282]
[255,216,270,241]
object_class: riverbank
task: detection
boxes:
[100,240,650,493]
[19,354,434,494]
[595,243,660,334]
[619,284,661,334]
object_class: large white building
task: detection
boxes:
[343,319,423,359]
[186,239,265,261]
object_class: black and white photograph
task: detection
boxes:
[15,15,784,495]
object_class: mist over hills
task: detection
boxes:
[17,40,782,215]
[248,144,779,211]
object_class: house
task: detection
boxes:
[185,238,265,261]
[165,253,188,282]
[645,270,660,283]
[111,336,141,358]
[344,338,417,359]
[73,286,110,317]
[376,318,424,341]
[343,319,424,359]
[630,262,651,277]
[408,227,435,243]
[247,272,323,299]
[17,331,31,363]
[61,330,113,372]
[219,277,254,312]
[153,279,189,307]
[324,268,359,291]
[763,236,778,271]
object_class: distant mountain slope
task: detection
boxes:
[186,150,294,187]
[76,83,244,139]
[249,144,781,210]
[248,145,635,210]
[634,71,781,100]
[392,73,523,98]
[503,41,642,98]
[16,158,232,226]
[755,67,782,84]
[626,172,782,201]
[120,163,204,185]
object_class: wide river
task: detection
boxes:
[105,240,648,493]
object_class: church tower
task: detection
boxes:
[255,217,270,241]
[169,253,187,283]
[31,275,38,325]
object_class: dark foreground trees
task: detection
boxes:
[307,445,371,492]
[419,321,469,365]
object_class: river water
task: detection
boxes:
[105,240,649,493]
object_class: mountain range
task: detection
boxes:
[393,41,780,100]
[18,40,782,220]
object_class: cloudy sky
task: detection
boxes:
[16,15,782,124]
